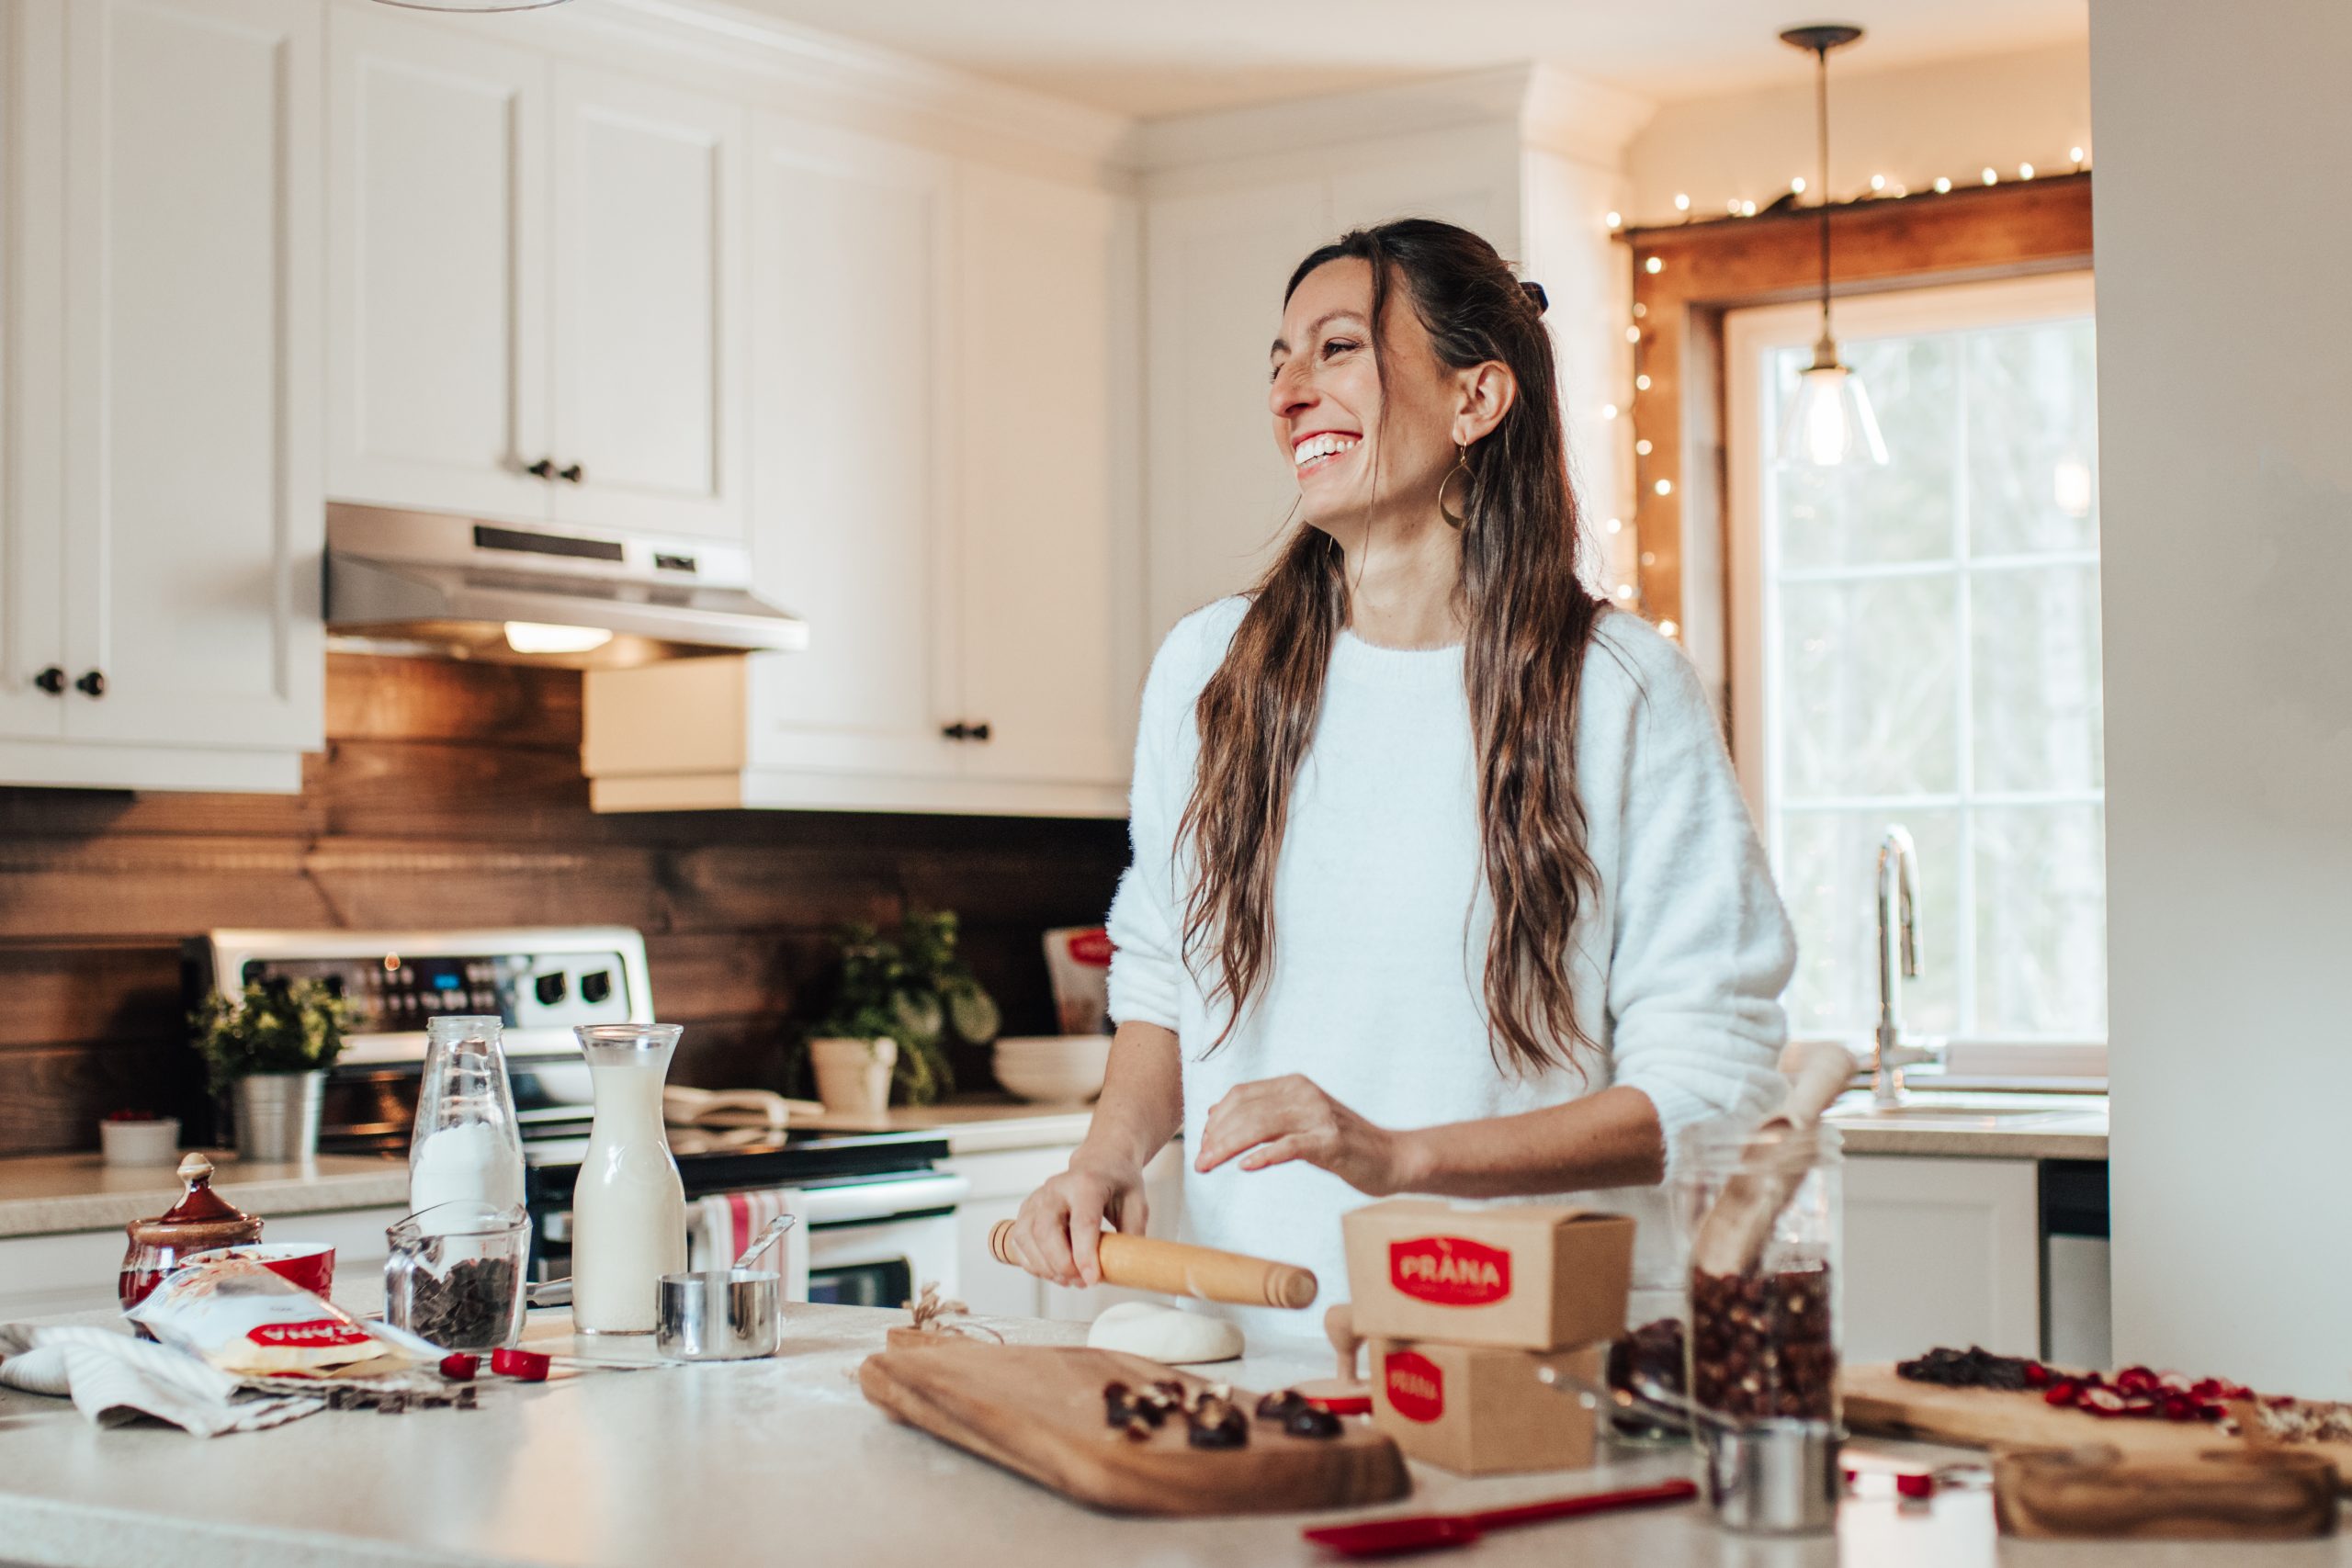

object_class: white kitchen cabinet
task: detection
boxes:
[0,0,321,790]
[0,0,64,745]
[325,6,548,522]
[737,117,962,782]
[582,141,1138,818]
[325,5,746,541]
[955,164,1139,792]
[546,65,745,540]
[1842,1155,2041,1363]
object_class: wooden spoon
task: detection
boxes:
[1688,1040,1856,1277]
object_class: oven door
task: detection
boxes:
[799,1173,967,1309]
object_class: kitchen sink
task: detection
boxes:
[1830,1103,2071,1125]
[1823,1092,2097,1127]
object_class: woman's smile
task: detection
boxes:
[1292,429,1362,479]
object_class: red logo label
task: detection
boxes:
[1389,1235,1512,1306]
[246,1320,369,1349]
[1384,1349,1445,1423]
[1065,929,1114,967]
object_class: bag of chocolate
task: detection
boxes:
[127,1258,434,1379]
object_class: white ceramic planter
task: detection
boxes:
[808,1038,897,1119]
[99,1116,182,1167]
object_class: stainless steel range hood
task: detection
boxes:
[325,504,807,666]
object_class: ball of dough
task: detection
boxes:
[1085,1302,1244,1364]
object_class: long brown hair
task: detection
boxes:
[1177,219,1606,1078]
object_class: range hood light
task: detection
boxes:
[503,622,614,656]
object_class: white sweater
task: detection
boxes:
[1104,598,1797,1340]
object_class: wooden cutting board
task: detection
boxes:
[859,1340,1410,1516]
[1842,1365,2352,1485]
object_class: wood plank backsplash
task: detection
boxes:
[0,656,1130,1156]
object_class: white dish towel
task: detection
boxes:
[0,1323,324,1436]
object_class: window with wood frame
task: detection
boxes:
[1623,177,2104,1077]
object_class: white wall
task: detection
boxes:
[1623,42,2089,229]
[1133,68,1644,639]
[2093,1,2352,1393]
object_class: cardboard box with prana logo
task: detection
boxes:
[1341,1199,1634,1350]
[1370,1338,1605,1474]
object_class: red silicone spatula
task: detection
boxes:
[1301,1479,1699,1558]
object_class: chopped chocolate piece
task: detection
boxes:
[1186,1409,1248,1450]
[455,1386,479,1410]
[1255,1390,1304,1423]
[1283,1404,1342,1439]
[397,1256,522,1355]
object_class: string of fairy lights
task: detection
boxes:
[1590,145,2092,635]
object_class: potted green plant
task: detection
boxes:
[805,911,1000,1115]
[188,978,355,1163]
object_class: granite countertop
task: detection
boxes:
[1824,1090,2109,1159]
[0,1153,410,1239]
[0,1301,2228,1568]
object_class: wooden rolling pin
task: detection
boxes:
[987,1221,1317,1311]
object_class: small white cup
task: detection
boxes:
[100,1117,183,1167]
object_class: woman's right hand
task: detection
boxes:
[1009,1158,1147,1289]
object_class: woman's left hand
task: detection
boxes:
[1193,1074,1418,1195]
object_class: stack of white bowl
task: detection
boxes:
[991,1035,1113,1104]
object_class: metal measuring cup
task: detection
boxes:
[655,1213,795,1361]
[1538,1364,1841,1535]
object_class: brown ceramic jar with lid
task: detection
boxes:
[119,1152,264,1314]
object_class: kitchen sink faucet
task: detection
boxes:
[1871,824,1941,1106]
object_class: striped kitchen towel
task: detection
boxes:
[686,1188,808,1278]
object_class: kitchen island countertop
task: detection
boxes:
[0,1302,2301,1568]
[0,1152,409,1239]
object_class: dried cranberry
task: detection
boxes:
[438,1352,479,1382]
[2162,1395,2196,1422]
[2024,1362,2050,1387]
[2045,1381,2081,1406]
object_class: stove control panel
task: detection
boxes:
[187,928,650,1065]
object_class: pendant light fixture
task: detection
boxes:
[1777,24,1889,468]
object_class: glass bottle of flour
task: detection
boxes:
[410,1017,526,1230]
[570,1023,687,1334]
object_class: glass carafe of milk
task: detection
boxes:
[571,1023,687,1334]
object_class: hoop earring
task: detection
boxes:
[1438,444,1472,529]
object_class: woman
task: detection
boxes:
[1010,219,1797,1337]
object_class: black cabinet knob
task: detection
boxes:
[526,457,556,479]
[558,463,583,484]
[941,721,969,741]
[74,670,106,698]
[968,721,991,742]
[32,666,64,695]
